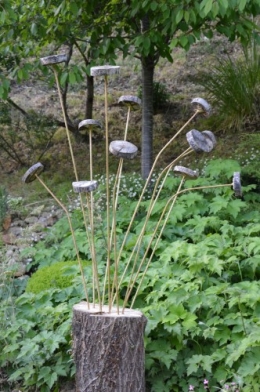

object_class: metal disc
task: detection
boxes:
[118,95,141,110]
[72,180,98,193]
[109,140,138,159]
[191,97,211,115]
[78,119,102,134]
[22,162,44,183]
[90,65,120,76]
[186,129,214,153]
[40,54,68,66]
[173,166,199,179]
[233,172,242,197]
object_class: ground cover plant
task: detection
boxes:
[1,158,260,391]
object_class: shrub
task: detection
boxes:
[0,287,83,391]
[26,260,88,294]
[195,40,260,131]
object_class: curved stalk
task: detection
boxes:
[35,174,89,305]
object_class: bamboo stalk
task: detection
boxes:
[35,174,89,305]
[114,111,200,274]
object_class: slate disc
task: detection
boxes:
[40,54,68,66]
[191,97,211,115]
[90,65,120,76]
[173,166,199,179]
[233,172,242,197]
[72,181,98,193]
[202,130,217,148]
[109,140,138,159]
[186,129,214,153]
[78,119,102,135]
[118,95,141,110]
[22,162,44,183]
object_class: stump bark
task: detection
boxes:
[72,302,147,392]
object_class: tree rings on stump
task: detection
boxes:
[78,119,102,135]
[191,97,211,115]
[202,130,217,148]
[233,172,242,197]
[173,165,199,179]
[22,162,44,183]
[40,54,68,66]
[186,129,214,153]
[118,95,141,110]
[109,140,138,159]
[72,181,98,193]
[90,65,120,76]
[72,302,147,392]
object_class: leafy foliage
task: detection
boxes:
[2,159,260,390]
[26,260,89,294]
[0,287,83,392]
[195,39,260,131]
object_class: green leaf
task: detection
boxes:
[46,372,58,389]
[238,0,247,12]
[201,0,213,16]
[175,9,183,24]
[150,1,157,11]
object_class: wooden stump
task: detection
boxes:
[72,302,147,392]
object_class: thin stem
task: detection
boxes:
[126,182,233,308]
[88,129,95,305]
[102,75,112,310]
[113,147,193,299]
[35,175,89,305]
[53,67,78,181]
[114,110,198,272]
[53,66,97,306]
[124,106,131,140]
[86,193,101,310]
[129,178,186,308]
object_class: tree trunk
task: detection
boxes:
[85,75,94,119]
[141,56,155,179]
[72,302,147,392]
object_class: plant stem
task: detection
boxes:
[102,75,112,310]
[35,174,89,305]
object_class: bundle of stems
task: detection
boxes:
[23,57,241,314]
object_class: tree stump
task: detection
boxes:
[72,302,147,392]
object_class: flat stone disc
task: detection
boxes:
[78,119,102,135]
[109,140,138,159]
[191,97,211,115]
[202,130,217,147]
[22,163,44,183]
[186,129,214,153]
[173,166,199,179]
[233,172,242,197]
[72,181,98,193]
[118,95,141,110]
[90,65,120,76]
[40,54,68,66]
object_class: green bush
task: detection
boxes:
[195,40,260,131]
[0,287,82,392]
[26,260,88,294]
[5,160,260,391]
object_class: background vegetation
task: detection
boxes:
[1,2,260,392]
